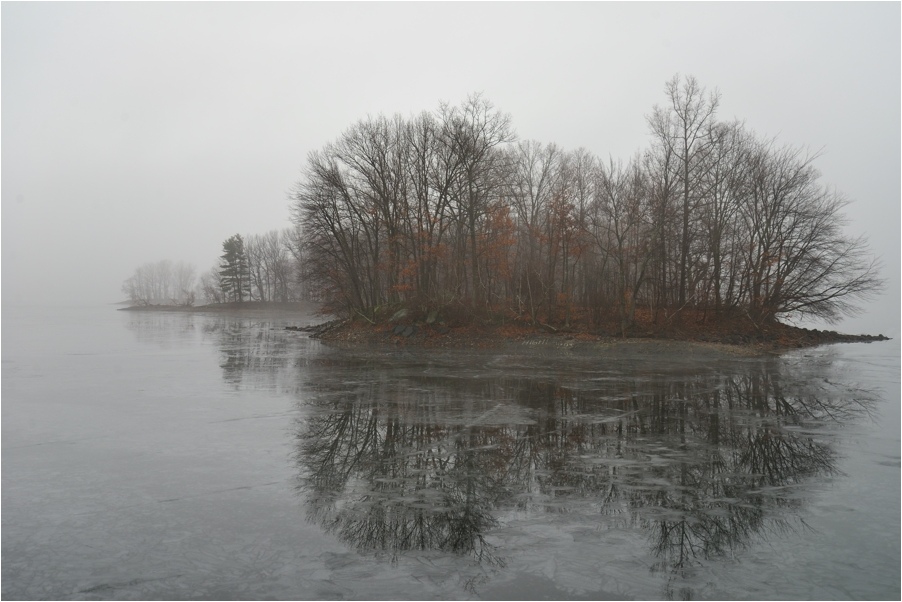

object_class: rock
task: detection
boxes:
[389,309,409,322]
[402,325,416,337]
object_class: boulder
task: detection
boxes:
[389,308,409,322]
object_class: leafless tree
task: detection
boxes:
[592,156,654,332]
[199,266,224,304]
[648,74,721,309]
[736,140,883,323]
[122,259,196,305]
[440,94,515,305]
[695,120,749,313]
[508,140,562,321]
[244,233,268,301]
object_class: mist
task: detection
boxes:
[2,2,898,336]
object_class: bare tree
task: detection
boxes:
[262,229,293,302]
[507,140,562,322]
[284,224,311,301]
[648,74,721,309]
[122,259,196,305]
[737,140,883,323]
[199,266,224,304]
[173,261,196,306]
[592,157,654,333]
[441,94,515,305]
[400,111,457,303]
[244,233,267,302]
[693,120,750,315]
[292,148,377,315]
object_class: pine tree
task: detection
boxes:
[219,234,250,303]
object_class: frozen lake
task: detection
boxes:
[2,304,899,600]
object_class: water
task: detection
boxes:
[2,305,899,600]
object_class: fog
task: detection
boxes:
[2,3,898,336]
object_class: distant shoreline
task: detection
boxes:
[118,301,316,311]
[117,300,324,317]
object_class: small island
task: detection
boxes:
[123,81,888,355]
[285,83,886,354]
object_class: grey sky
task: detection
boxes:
[3,2,899,336]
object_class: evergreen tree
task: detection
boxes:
[219,234,250,303]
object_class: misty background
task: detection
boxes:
[2,2,898,336]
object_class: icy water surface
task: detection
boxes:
[2,305,899,600]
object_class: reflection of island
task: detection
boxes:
[123,311,199,348]
[125,311,315,393]
[202,318,318,392]
[294,353,870,596]
[299,387,507,566]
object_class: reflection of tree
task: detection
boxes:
[295,352,871,596]
[126,311,314,393]
[634,371,838,576]
[202,319,299,391]
[299,388,508,565]
[123,312,198,348]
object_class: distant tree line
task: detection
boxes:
[121,259,197,306]
[198,228,308,304]
[123,227,309,306]
[291,76,882,327]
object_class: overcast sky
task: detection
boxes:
[3,2,899,335]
